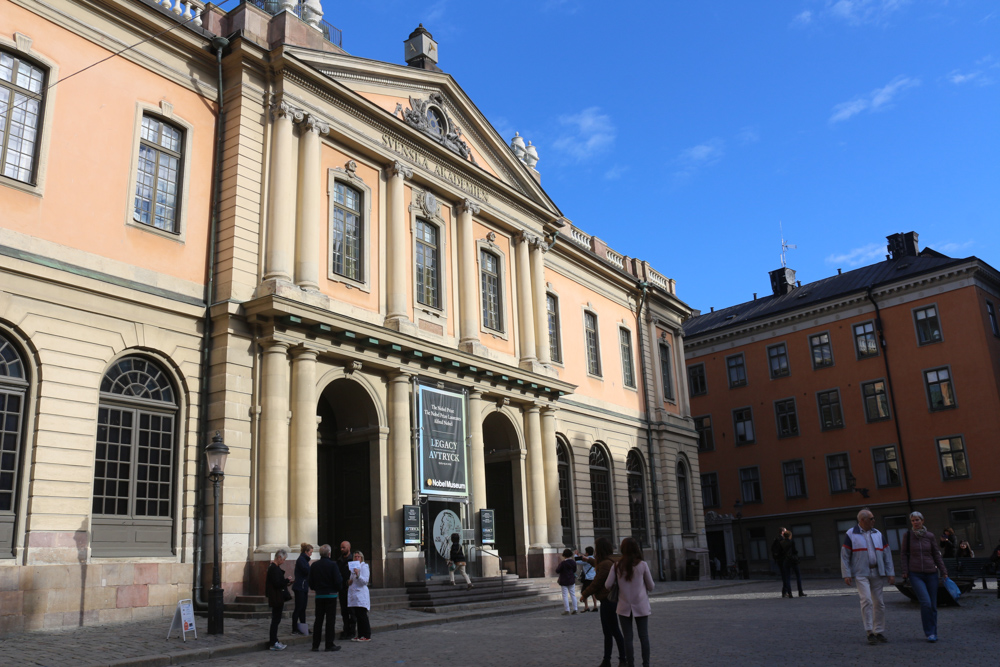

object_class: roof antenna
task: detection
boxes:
[780,221,797,268]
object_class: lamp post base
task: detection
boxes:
[207,587,225,634]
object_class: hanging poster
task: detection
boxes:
[418,384,468,497]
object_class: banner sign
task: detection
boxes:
[403,504,421,545]
[480,509,495,545]
[418,385,468,497]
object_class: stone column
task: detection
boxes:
[530,236,551,366]
[289,346,318,546]
[513,233,536,366]
[541,404,562,547]
[264,101,301,282]
[468,389,487,514]
[675,329,691,417]
[457,199,481,350]
[387,371,413,547]
[259,338,291,548]
[294,115,327,290]
[523,403,547,548]
[385,162,413,329]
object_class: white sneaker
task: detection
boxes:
[270,642,287,651]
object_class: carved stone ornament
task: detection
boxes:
[391,160,413,179]
[303,114,329,134]
[344,360,362,375]
[461,198,481,216]
[416,190,439,218]
[485,231,496,244]
[396,92,477,165]
[271,100,304,123]
[345,160,358,177]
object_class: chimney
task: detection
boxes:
[886,231,919,260]
[768,267,796,297]
[404,24,440,71]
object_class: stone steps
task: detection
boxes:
[405,576,559,611]
[199,588,414,619]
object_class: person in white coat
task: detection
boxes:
[347,550,372,641]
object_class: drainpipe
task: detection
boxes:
[865,285,914,512]
[193,34,230,609]
[635,281,666,581]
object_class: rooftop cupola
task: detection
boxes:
[404,24,440,71]
[886,231,919,259]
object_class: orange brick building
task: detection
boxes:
[683,232,1000,575]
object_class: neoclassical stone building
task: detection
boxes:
[0,0,704,633]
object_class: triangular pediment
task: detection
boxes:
[284,48,558,214]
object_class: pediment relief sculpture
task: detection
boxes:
[395,93,477,165]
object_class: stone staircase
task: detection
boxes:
[405,575,560,612]
[206,587,412,620]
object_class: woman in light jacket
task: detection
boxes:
[900,511,949,642]
[291,543,312,634]
[347,550,372,641]
[606,537,654,667]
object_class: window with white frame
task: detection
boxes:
[619,328,636,388]
[872,445,901,488]
[546,294,562,363]
[480,249,503,332]
[726,353,747,387]
[767,343,790,378]
[809,332,834,368]
[0,50,46,184]
[924,367,956,411]
[584,311,601,376]
[133,115,183,233]
[862,380,890,422]
[854,321,879,358]
[937,436,970,479]
[913,305,942,345]
[659,342,674,400]
[415,219,440,308]
[331,180,363,280]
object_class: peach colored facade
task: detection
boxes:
[684,239,1000,575]
[0,0,702,636]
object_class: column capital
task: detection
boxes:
[389,368,414,382]
[529,234,549,252]
[469,388,484,400]
[513,231,537,246]
[290,344,321,359]
[461,198,481,215]
[259,336,293,351]
[301,114,329,134]
[390,161,413,179]
[540,402,559,416]
[271,100,304,123]
[524,403,541,415]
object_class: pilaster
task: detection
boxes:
[385,162,416,333]
[258,337,291,549]
[513,232,537,369]
[288,346,319,546]
[294,114,327,290]
[263,101,301,283]
[523,403,547,549]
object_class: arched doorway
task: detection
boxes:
[556,439,575,549]
[483,411,523,576]
[589,445,614,546]
[0,332,28,558]
[316,378,379,562]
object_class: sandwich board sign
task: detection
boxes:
[167,599,198,641]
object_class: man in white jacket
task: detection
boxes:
[841,509,896,645]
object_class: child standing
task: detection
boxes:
[556,548,579,615]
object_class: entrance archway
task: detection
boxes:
[316,378,379,562]
[483,410,524,576]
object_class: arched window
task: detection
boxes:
[626,450,648,546]
[0,332,27,557]
[677,460,693,534]
[589,445,613,544]
[92,356,177,556]
[556,440,574,548]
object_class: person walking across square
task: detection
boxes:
[556,548,579,615]
[841,509,895,645]
[899,511,948,643]
[307,544,342,652]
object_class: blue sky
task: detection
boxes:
[321,0,998,312]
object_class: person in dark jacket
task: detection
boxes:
[581,537,625,667]
[265,548,291,651]
[556,548,579,615]
[291,543,312,635]
[900,511,949,642]
[939,527,957,558]
[447,532,473,589]
[778,530,806,598]
[308,544,343,652]
[772,528,787,596]
[337,541,355,640]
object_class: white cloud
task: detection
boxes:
[825,243,886,267]
[826,0,909,26]
[603,164,629,181]
[927,239,975,255]
[426,0,448,24]
[737,126,760,144]
[791,10,813,27]
[948,56,998,87]
[829,75,920,123]
[673,138,725,179]
[552,107,616,161]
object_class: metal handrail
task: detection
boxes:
[470,545,505,596]
[247,0,343,47]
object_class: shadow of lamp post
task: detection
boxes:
[733,499,747,579]
[206,431,230,635]
[846,471,870,499]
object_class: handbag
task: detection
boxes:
[281,586,292,602]
[942,577,961,600]
[606,580,619,604]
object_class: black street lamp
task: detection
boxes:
[732,500,747,579]
[205,431,229,635]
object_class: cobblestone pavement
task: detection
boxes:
[0,579,749,667]
[177,581,1000,667]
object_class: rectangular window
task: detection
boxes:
[0,51,46,184]
[740,466,762,503]
[733,407,755,445]
[854,321,879,358]
[546,294,562,363]
[884,515,908,552]
[480,250,503,331]
[872,445,901,488]
[949,508,981,548]
[988,301,1000,338]
[809,333,834,369]
[133,115,183,233]
[694,415,714,452]
[826,453,851,494]
[937,436,970,479]
[782,460,806,499]
[659,343,674,400]
[619,329,636,388]
[767,343,790,378]
[584,311,601,376]
[727,354,747,388]
[790,524,815,558]
[701,472,719,508]
[415,220,440,308]
[774,398,799,438]
[817,389,844,430]
[914,305,942,345]
[331,181,362,280]
[924,367,956,411]
[688,364,707,396]
[748,527,767,561]
[862,380,891,422]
